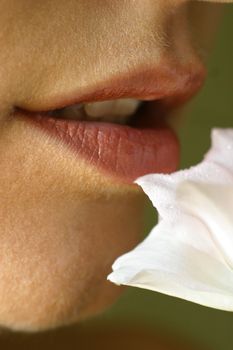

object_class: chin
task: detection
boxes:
[0,195,145,332]
[0,118,146,332]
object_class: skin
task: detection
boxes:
[0,324,203,350]
[0,0,227,331]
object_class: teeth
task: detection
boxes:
[50,98,142,124]
[84,98,141,123]
[51,104,84,120]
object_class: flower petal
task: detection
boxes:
[108,215,233,311]
[206,129,233,174]
[178,182,233,269]
[108,128,233,311]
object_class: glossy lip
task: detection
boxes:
[17,107,179,184]
[15,61,206,184]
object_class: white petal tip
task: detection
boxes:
[107,271,122,286]
[107,266,137,286]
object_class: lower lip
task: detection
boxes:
[16,109,179,184]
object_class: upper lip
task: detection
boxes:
[16,61,206,114]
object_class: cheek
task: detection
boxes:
[0,118,145,331]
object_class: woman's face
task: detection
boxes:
[0,0,225,331]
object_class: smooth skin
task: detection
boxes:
[0,0,229,331]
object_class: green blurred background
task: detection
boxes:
[100,5,233,350]
[1,4,232,350]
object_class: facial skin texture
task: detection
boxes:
[0,0,225,331]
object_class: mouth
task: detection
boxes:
[14,64,206,184]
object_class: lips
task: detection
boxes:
[15,62,206,184]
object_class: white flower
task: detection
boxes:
[108,129,233,311]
